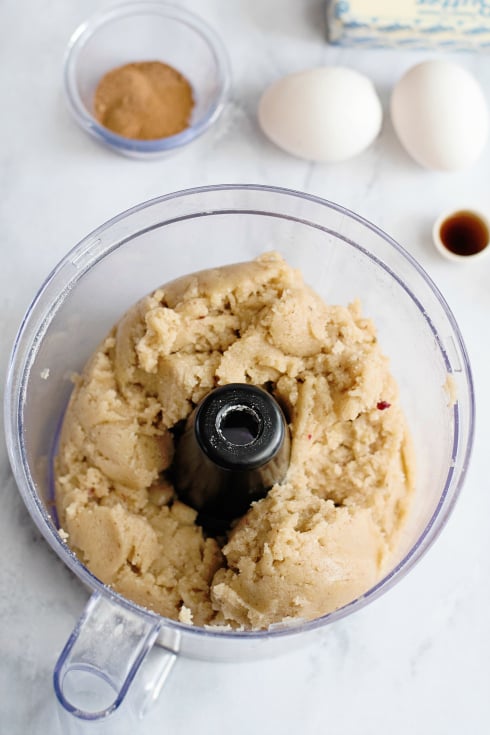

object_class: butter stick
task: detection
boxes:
[327,0,490,50]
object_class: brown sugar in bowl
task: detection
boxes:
[93,61,194,141]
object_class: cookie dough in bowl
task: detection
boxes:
[55,251,414,630]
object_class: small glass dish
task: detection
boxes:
[63,1,231,159]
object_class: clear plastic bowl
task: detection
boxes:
[63,2,231,158]
[4,185,474,724]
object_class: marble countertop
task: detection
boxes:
[1,1,489,733]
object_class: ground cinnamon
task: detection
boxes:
[93,61,194,140]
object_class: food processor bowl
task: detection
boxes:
[4,185,474,724]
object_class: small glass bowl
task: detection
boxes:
[63,1,231,159]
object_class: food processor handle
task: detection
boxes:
[172,383,290,532]
[53,591,178,729]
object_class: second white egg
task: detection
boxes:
[258,66,383,163]
[390,60,489,171]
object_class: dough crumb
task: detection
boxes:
[444,374,457,407]
[178,606,194,625]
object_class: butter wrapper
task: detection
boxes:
[327,0,490,50]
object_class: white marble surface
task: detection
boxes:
[1,0,490,732]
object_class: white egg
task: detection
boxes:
[258,67,383,163]
[390,60,489,171]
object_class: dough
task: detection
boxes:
[55,252,414,629]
